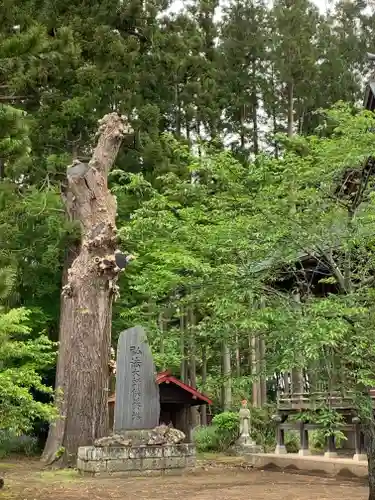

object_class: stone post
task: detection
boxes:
[324,434,338,458]
[272,414,287,455]
[352,416,367,461]
[298,421,310,456]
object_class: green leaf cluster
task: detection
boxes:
[0,306,56,434]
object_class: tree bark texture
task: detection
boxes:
[222,341,232,411]
[42,113,131,465]
[179,307,188,383]
[235,334,241,378]
[158,312,166,371]
[252,335,266,407]
[363,419,375,500]
[200,346,207,426]
[287,81,294,138]
[251,61,259,155]
[188,307,200,427]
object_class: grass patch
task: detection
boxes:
[197,451,225,460]
[38,468,80,483]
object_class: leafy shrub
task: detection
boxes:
[309,428,345,451]
[212,411,239,436]
[249,406,277,452]
[285,431,300,453]
[194,411,240,452]
[309,429,326,450]
[0,430,39,458]
[193,426,222,452]
[0,307,57,434]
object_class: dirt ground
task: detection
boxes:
[0,458,369,500]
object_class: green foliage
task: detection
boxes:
[249,406,277,452]
[296,408,347,446]
[0,306,57,434]
[0,430,39,458]
[211,411,239,435]
[194,411,239,452]
[0,104,31,179]
[309,429,326,451]
[285,431,300,453]
[1,0,375,464]
[193,426,223,452]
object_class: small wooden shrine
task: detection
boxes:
[108,370,212,439]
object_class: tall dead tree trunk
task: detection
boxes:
[42,113,132,466]
[42,245,78,464]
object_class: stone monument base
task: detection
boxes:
[77,426,195,476]
[77,443,196,476]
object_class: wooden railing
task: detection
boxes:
[277,390,375,411]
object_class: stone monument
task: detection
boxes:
[114,326,160,432]
[77,326,196,476]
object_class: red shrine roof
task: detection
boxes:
[156,370,213,404]
[108,370,212,405]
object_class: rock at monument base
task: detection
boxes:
[94,426,186,448]
[147,425,185,445]
[94,435,132,447]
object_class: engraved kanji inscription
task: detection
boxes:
[130,345,143,423]
[114,326,160,431]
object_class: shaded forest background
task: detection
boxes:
[2,0,375,444]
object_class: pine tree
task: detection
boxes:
[303,0,365,133]
[220,0,268,158]
[270,0,321,137]
[189,0,222,142]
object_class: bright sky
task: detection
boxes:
[314,0,331,11]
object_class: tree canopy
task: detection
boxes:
[2,0,375,489]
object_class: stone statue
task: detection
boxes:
[232,399,263,455]
[238,400,253,445]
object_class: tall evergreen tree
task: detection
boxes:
[220,0,268,158]
[270,0,321,137]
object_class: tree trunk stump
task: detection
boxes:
[42,113,132,466]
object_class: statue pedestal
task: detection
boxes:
[237,433,256,447]
[234,437,263,456]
